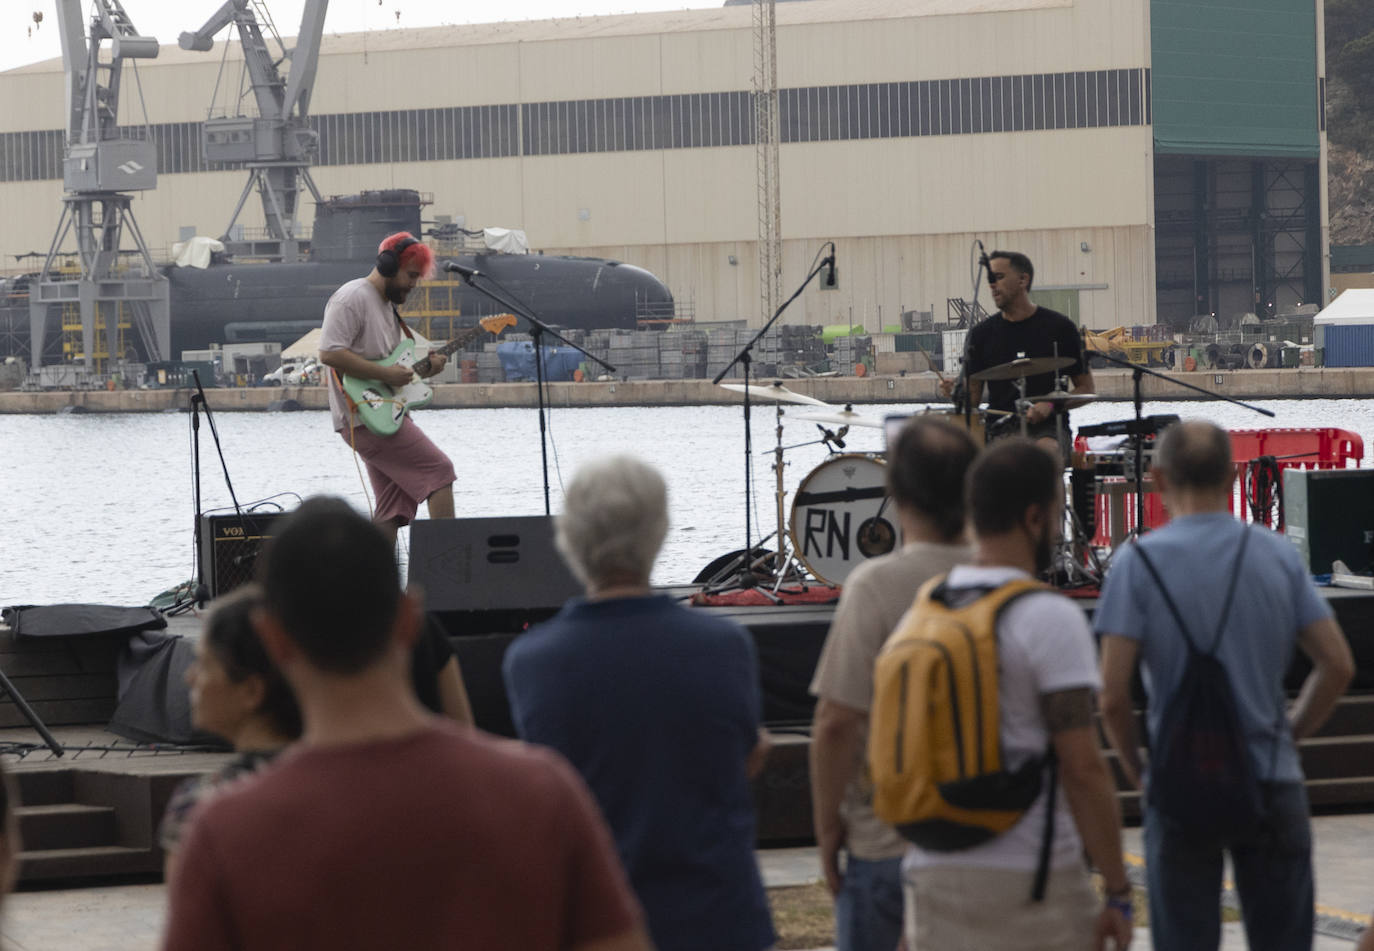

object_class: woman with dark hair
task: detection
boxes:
[159,584,301,884]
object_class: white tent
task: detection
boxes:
[281,327,432,361]
[1314,289,1374,326]
[1313,289,1374,367]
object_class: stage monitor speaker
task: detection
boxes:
[1283,468,1374,575]
[199,511,291,599]
[408,516,582,617]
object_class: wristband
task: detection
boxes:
[1105,893,1133,920]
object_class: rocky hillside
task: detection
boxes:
[1327,0,1374,244]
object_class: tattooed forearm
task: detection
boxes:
[1040,686,1095,733]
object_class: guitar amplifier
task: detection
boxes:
[1283,469,1374,575]
[198,512,292,599]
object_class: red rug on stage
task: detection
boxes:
[691,585,842,607]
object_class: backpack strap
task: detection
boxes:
[1031,746,1058,902]
[1133,525,1250,659]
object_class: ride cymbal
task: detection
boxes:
[971,356,1076,382]
[718,381,830,406]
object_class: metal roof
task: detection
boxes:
[4,0,1069,73]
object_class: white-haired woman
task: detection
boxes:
[503,455,775,951]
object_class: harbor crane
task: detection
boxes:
[179,0,329,263]
[29,0,170,374]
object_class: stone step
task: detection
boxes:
[16,803,117,852]
[17,845,158,882]
[13,769,74,807]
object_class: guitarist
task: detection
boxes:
[319,232,455,545]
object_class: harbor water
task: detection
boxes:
[2,398,1373,606]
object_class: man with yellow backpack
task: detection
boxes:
[869,439,1133,951]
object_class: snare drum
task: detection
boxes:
[789,454,900,586]
[921,407,987,446]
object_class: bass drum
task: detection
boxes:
[789,454,901,586]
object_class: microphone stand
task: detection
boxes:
[447,268,615,515]
[189,370,247,604]
[708,246,834,593]
[1089,348,1274,538]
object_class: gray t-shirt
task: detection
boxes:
[319,277,403,433]
[809,540,973,860]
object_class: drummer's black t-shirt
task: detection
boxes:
[964,307,1086,418]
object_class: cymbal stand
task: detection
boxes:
[710,246,834,593]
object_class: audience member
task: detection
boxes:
[162,497,650,951]
[901,439,1131,951]
[159,584,300,885]
[808,416,978,951]
[1097,421,1353,951]
[503,456,776,951]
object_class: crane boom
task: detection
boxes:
[178,0,329,262]
[32,1,170,374]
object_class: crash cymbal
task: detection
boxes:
[718,381,830,406]
[971,356,1076,382]
[795,410,883,429]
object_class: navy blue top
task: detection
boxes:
[503,595,775,951]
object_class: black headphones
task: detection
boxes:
[376,235,419,278]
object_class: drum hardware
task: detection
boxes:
[790,454,900,586]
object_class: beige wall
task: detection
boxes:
[1,0,1157,327]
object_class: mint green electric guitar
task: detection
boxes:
[341,314,515,436]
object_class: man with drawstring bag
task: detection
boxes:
[1097,421,1353,951]
[318,232,455,545]
[869,439,1132,951]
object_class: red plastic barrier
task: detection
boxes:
[1074,427,1364,546]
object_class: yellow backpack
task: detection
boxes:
[868,575,1051,852]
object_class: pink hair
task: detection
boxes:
[378,231,435,279]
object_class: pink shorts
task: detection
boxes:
[341,417,456,526]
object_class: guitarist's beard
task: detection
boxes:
[383,279,411,305]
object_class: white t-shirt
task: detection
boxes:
[903,564,1101,873]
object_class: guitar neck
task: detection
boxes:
[413,324,490,373]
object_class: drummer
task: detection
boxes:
[946,250,1094,460]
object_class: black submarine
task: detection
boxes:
[164,188,674,355]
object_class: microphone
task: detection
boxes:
[443,260,482,280]
[822,248,838,289]
[977,240,995,286]
[817,424,846,450]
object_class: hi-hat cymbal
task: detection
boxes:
[718,381,830,406]
[795,410,883,429]
[971,356,1076,382]
[1024,390,1097,406]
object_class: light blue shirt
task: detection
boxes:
[1094,512,1333,782]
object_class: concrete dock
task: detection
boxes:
[0,367,1370,415]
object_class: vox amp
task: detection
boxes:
[198,512,291,598]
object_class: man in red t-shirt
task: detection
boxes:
[162,497,650,951]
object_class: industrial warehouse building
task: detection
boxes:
[0,0,1329,338]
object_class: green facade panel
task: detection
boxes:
[1151,0,1319,157]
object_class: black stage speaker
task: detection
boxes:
[198,512,291,598]
[408,516,583,629]
[1283,468,1374,575]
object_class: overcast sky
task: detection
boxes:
[0,0,720,72]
